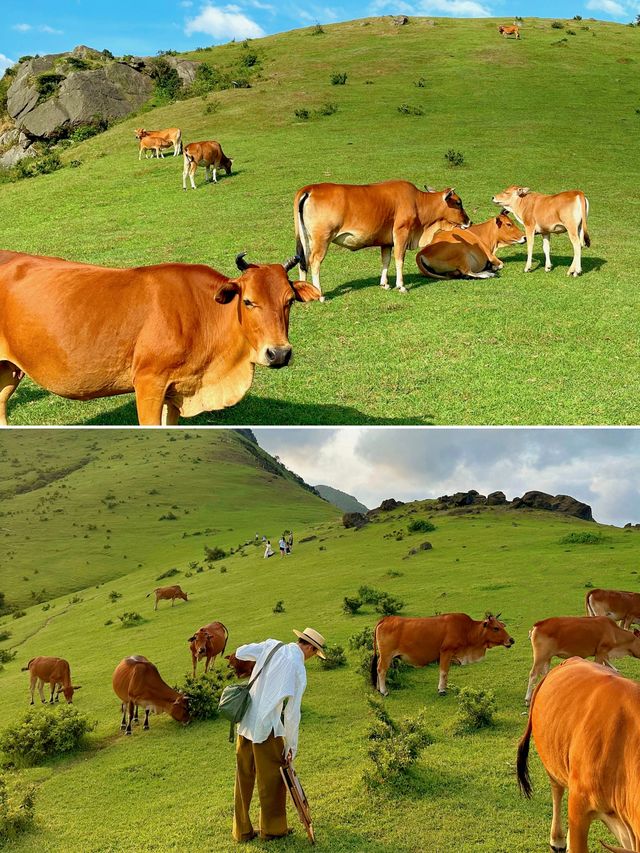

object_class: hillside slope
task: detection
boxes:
[1,17,638,425]
[315,484,369,513]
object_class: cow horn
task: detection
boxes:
[236,252,250,272]
[282,255,300,272]
[424,185,436,193]
[496,612,502,620]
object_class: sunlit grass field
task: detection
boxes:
[1,16,639,425]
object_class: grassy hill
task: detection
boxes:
[1,16,639,425]
[315,484,368,513]
[1,438,640,850]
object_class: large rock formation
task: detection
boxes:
[511,491,593,521]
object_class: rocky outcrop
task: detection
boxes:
[0,128,35,168]
[342,512,369,529]
[486,491,507,506]
[367,498,405,518]
[437,489,487,507]
[165,56,200,85]
[511,491,593,521]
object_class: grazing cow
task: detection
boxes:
[518,658,640,853]
[112,655,190,734]
[188,621,229,676]
[135,127,182,156]
[0,251,317,426]
[416,211,525,279]
[492,185,590,276]
[498,24,520,38]
[525,615,640,704]
[183,141,233,190]
[224,651,255,679]
[147,585,188,611]
[22,656,81,704]
[371,612,514,696]
[586,588,640,630]
[138,134,173,160]
[293,180,472,299]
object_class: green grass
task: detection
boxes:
[1,430,640,850]
[2,17,639,425]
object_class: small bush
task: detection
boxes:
[551,20,565,28]
[205,99,221,114]
[567,29,576,35]
[319,643,346,669]
[104,619,113,626]
[397,103,424,116]
[69,159,82,168]
[0,773,36,842]
[35,72,65,101]
[0,649,16,665]
[294,108,310,120]
[117,612,144,628]
[273,600,285,613]
[204,546,226,562]
[175,669,232,720]
[220,565,228,574]
[444,149,465,167]
[363,697,433,788]
[584,580,594,588]
[156,567,180,580]
[559,531,605,545]
[12,611,26,620]
[343,596,363,615]
[0,707,95,766]
[358,585,385,604]
[240,51,259,69]
[386,570,403,578]
[14,153,62,180]
[573,14,582,19]
[159,511,178,521]
[450,686,496,734]
[375,594,405,616]
[407,519,436,533]
[311,23,325,35]
[0,631,10,642]
[414,77,427,87]
[108,591,122,603]
[330,72,347,85]
[317,102,338,116]
[149,57,182,101]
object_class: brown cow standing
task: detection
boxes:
[22,656,81,704]
[371,613,514,696]
[183,141,233,190]
[586,588,640,630]
[147,585,188,611]
[518,658,640,853]
[293,180,472,298]
[0,252,316,426]
[224,650,255,679]
[188,621,229,676]
[138,134,174,160]
[498,25,520,38]
[135,127,182,156]
[112,655,190,734]
[524,615,640,704]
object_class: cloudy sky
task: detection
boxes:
[253,428,640,527]
[1,0,637,70]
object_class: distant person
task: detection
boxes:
[264,540,274,559]
[287,532,294,553]
[255,532,259,540]
[279,537,287,557]
[232,627,326,842]
[262,535,267,543]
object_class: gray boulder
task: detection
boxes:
[511,491,593,521]
[487,491,507,505]
[165,56,200,85]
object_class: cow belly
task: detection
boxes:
[453,649,487,666]
[332,232,372,250]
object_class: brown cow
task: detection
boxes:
[586,588,640,630]
[293,180,472,299]
[138,134,173,160]
[492,185,590,276]
[371,612,514,696]
[112,655,190,734]
[0,251,316,426]
[135,127,182,156]
[147,585,188,611]
[183,141,233,190]
[22,656,81,704]
[416,211,525,279]
[498,24,520,38]
[188,620,229,676]
[518,658,640,853]
[525,615,640,704]
[224,650,255,679]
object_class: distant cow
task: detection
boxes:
[492,185,590,276]
[135,127,182,156]
[586,588,640,630]
[294,181,472,298]
[22,656,81,704]
[0,251,315,426]
[112,655,190,734]
[498,25,520,38]
[147,585,188,611]
[183,141,233,190]
[416,211,525,279]
[224,651,255,679]
[188,621,229,676]
[371,612,514,696]
[138,134,174,160]
[518,658,640,853]
[525,615,640,704]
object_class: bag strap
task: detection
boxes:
[247,641,284,689]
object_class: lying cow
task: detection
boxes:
[183,141,233,190]
[112,655,190,734]
[586,588,640,630]
[147,585,188,611]
[294,180,471,299]
[135,127,182,156]
[371,612,514,696]
[188,621,228,676]
[0,251,316,426]
[518,658,640,853]
[492,185,590,276]
[224,650,255,679]
[498,24,520,38]
[22,656,81,704]
[415,211,525,279]
[525,615,640,704]
[138,134,174,160]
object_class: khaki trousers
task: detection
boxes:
[233,732,288,841]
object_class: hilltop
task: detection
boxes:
[315,484,369,513]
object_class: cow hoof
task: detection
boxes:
[143,725,149,731]
[319,296,326,303]
[396,286,408,294]
[523,267,532,273]
[545,266,552,272]
[438,690,447,697]
[550,846,567,852]
[125,731,132,736]
[380,283,390,290]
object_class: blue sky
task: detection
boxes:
[1,0,637,73]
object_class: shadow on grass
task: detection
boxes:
[325,273,432,300]
[505,252,607,274]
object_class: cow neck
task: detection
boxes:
[467,221,495,252]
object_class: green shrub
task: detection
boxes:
[317,102,338,116]
[358,585,385,604]
[397,103,424,116]
[330,72,347,85]
[175,669,232,720]
[343,596,363,615]
[363,697,433,788]
[450,686,496,735]
[311,23,325,35]
[11,611,26,620]
[386,570,403,578]
[414,77,426,87]
[148,57,182,102]
[551,20,565,28]
[0,707,95,766]
[0,631,10,642]
[0,650,16,665]
[204,546,226,562]
[14,153,62,180]
[319,643,346,669]
[375,594,406,616]
[240,51,259,68]
[117,611,144,628]
[35,72,65,101]
[573,14,583,19]
[559,531,605,545]
[65,57,90,70]
[273,600,285,613]
[294,108,310,120]
[156,567,180,580]
[108,591,122,603]
[0,773,36,842]
[71,121,107,143]
[205,99,221,114]
[69,159,82,168]
[444,149,465,167]
[350,627,409,689]
[407,519,436,533]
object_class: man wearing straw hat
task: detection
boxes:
[232,627,326,842]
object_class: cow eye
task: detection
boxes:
[243,298,255,308]
[493,627,500,632]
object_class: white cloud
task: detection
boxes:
[371,0,491,16]
[40,25,64,34]
[181,0,194,6]
[12,22,64,34]
[13,23,32,31]
[586,0,626,14]
[0,54,15,74]
[185,4,265,40]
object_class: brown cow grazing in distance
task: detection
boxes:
[586,588,640,630]
[416,211,525,279]
[112,655,190,734]
[0,251,316,426]
[188,621,229,676]
[224,651,255,679]
[492,185,590,276]
[498,24,520,38]
[135,127,182,156]
[293,181,472,299]
[147,585,188,611]
[22,656,81,704]
[183,141,233,190]
[371,612,514,696]
[525,615,640,704]
[518,658,640,853]
[138,134,174,160]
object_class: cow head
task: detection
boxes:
[482,613,515,648]
[492,186,531,212]
[189,627,212,658]
[134,128,147,140]
[60,685,81,703]
[170,692,191,724]
[214,254,318,368]
[422,187,472,232]
[178,590,188,602]
[222,155,234,176]
[493,211,526,247]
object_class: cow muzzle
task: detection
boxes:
[264,345,292,368]
[505,638,515,647]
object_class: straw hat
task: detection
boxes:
[293,627,326,659]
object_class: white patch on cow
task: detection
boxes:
[333,231,364,250]
[453,648,487,666]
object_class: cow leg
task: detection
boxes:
[126,701,135,735]
[205,165,211,183]
[308,240,328,301]
[204,655,211,674]
[549,778,567,852]
[192,653,198,679]
[29,674,36,705]
[37,679,46,703]
[143,709,150,730]
[0,361,24,426]
[161,401,180,426]
[392,232,409,293]
[134,375,170,426]
[133,704,139,725]
[154,596,158,611]
[189,162,198,190]
[523,226,536,272]
[542,234,552,271]
[566,792,593,853]
[525,659,548,705]
[438,651,454,694]
[566,228,582,277]
[212,167,217,183]
[380,246,392,289]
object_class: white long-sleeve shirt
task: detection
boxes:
[235,639,307,758]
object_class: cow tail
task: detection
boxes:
[580,194,591,248]
[21,658,34,672]
[416,253,450,280]
[516,708,534,799]
[370,621,380,688]
[585,588,595,616]
[296,192,310,273]
[221,623,229,656]
[176,129,182,155]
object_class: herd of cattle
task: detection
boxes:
[17,584,640,850]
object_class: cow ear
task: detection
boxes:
[215,281,241,304]
[495,216,503,226]
[188,635,196,642]
[517,187,530,197]
[292,282,321,303]
[444,188,455,201]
